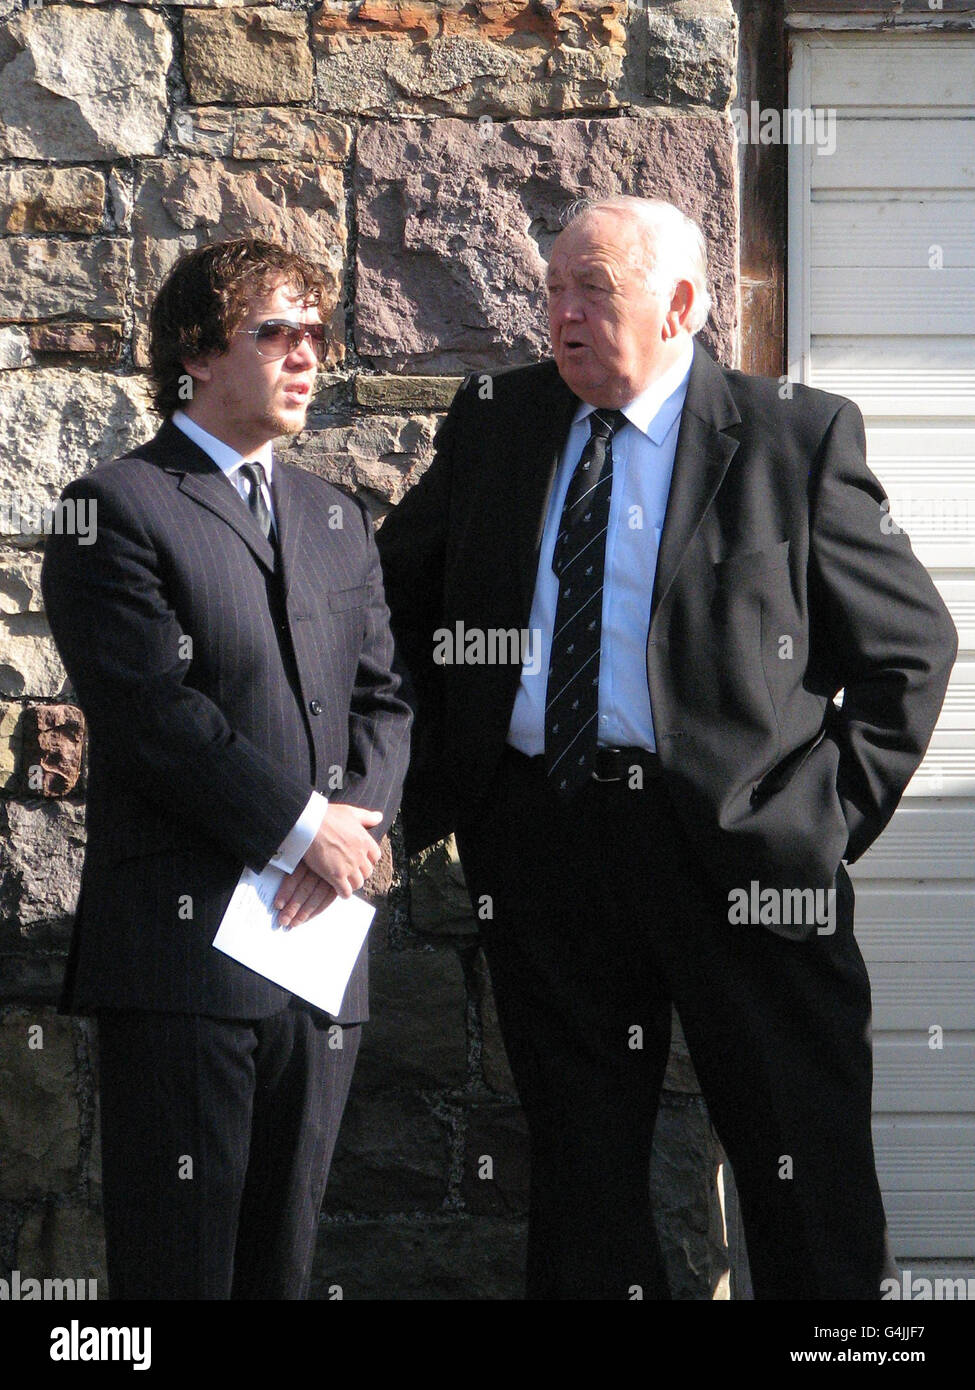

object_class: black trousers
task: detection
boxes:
[97,1001,359,1300]
[456,749,889,1301]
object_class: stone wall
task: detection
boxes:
[0,0,739,1299]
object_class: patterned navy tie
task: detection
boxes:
[545,408,627,793]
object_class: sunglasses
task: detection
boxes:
[237,319,327,361]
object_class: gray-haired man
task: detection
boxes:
[377,198,956,1299]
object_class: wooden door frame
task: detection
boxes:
[734,0,788,377]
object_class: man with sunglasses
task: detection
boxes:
[41,239,411,1299]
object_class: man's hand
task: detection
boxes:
[274,862,337,928]
[302,802,384,899]
[273,804,383,925]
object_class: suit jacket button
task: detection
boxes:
[309,699,323,716]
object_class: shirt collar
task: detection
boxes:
[572,337,695,446]
[171,410,274,482]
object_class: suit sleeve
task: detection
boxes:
[373,377,475,855]
[375,377,470,718]
[333,498,413,841]
[41,473,313,872]
[808,400,958,862]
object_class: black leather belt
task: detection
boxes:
[592,746,661,782]
[505,744,660,782]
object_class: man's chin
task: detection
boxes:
[555,362,623,409]
[556,359,593,396]
[260,407,308,439]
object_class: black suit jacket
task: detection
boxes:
[41,420,411,1021]
[376,342,956,915]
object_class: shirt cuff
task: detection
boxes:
[269,790,329,874]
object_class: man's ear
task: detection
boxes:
[663,280,695,339]
[181,356,212,386]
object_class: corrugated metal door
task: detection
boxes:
[788,30,975,1268]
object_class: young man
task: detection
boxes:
[41,239,411,1299]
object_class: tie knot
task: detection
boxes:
[239,460,266,491]
[588,409,627,441]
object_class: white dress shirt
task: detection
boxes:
[507,339,694,756]
[172,408,277,531]
[171,410,327,872]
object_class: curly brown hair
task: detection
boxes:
[148,239,331,417]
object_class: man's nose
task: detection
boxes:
[288,330,319,366]
[553,294,585,325]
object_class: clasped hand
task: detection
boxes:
[273,803,383,927]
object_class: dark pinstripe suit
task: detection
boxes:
[41,419,411,1297]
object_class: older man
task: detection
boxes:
[376,197,956,1300]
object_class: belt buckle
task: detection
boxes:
[591,747,623,783]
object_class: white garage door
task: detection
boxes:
[788,30,975,1269]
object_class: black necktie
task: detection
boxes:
[239,461,271,539]
[545,409,627,794]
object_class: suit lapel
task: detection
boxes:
[146,420,277,574]
[649,342,741,627]
[512,365,579,616]
[270,461,302,595]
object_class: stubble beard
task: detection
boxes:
[256,404,308,439]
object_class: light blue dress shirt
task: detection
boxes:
[507,340,694,756]
[172,409,277,531]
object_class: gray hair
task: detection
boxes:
[559,196,713,334]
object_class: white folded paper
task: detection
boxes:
[212,864,374,1016]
